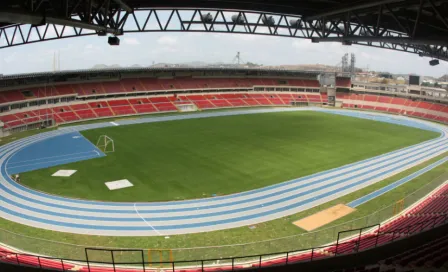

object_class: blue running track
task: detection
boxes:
[347,156,448,208]
[6,131,105,174]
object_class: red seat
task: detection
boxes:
[153,102,177,112]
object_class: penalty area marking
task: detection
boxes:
[133,203,162,235]
[52,170,77,177]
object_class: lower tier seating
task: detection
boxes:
[383,234,448,269]
[1,92,448,129]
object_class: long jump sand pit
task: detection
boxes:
[293,204,356,231]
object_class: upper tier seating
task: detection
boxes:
[102,81,126,93]
[1,88,447,129]
[335,77,352,88]
[0,78,321,106]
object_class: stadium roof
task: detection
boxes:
[0,0,447,60]
[0,0,446,35]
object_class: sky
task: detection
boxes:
[0,13,447,78]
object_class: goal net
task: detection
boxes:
[96,135,115,153]
[176,103,198,112]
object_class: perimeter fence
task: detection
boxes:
[1,214,448,271]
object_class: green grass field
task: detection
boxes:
[20,111,438,202]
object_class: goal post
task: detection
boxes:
[96,135,115,153]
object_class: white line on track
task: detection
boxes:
[6,151,98,165]
[110,122,119,126]
[133,203,162,235]
[7,153,100,169]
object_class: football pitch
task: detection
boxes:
[19,110,438,202]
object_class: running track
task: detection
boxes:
[0,108,446,236]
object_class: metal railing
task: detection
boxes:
[1,214,447,272]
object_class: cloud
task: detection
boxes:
[186,32,205,37]
[157,36,177,46]
[232,34,261,41]
[4,52,17,63]
[123,38,140,45]
[292,39,314,50]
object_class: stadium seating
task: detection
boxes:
[1,90,26,103]
[54,85,76,96]
[80,82,105,95]
[0,75,447,130]
[336,77,351,88]
[102,81,126,93]
[1,89,326,127]
[383,234,448,269]
[1,89,447,129]
[340,94,448,124]
[364,95,379,102]
[0,77,321,104]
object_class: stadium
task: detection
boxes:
[0,1,448,272]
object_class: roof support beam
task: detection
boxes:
[304,0,405,21]
[0,9,120,34]
[0,7,446,61]
[427,0,448,29]
[412,0,424,38]
[111,0,133,13]
[312,36,448,47]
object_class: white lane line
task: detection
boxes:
[7,154,100,169]
[133,203,162,235]
[110,122,119,126]
[7,151,97,165]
